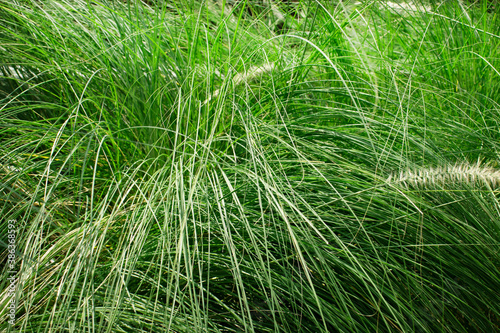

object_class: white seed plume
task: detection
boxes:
[202,63,275,106]
[381,1,432,14]
[389,162,500,188]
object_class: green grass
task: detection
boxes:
[1,0,499,332]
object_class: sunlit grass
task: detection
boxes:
[1,0,499,332]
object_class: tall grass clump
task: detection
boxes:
[1,0,499,332]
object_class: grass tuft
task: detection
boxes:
[1,0,500,332]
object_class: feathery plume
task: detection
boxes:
[389,162,500,188]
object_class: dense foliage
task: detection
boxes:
[1,0,499,332]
